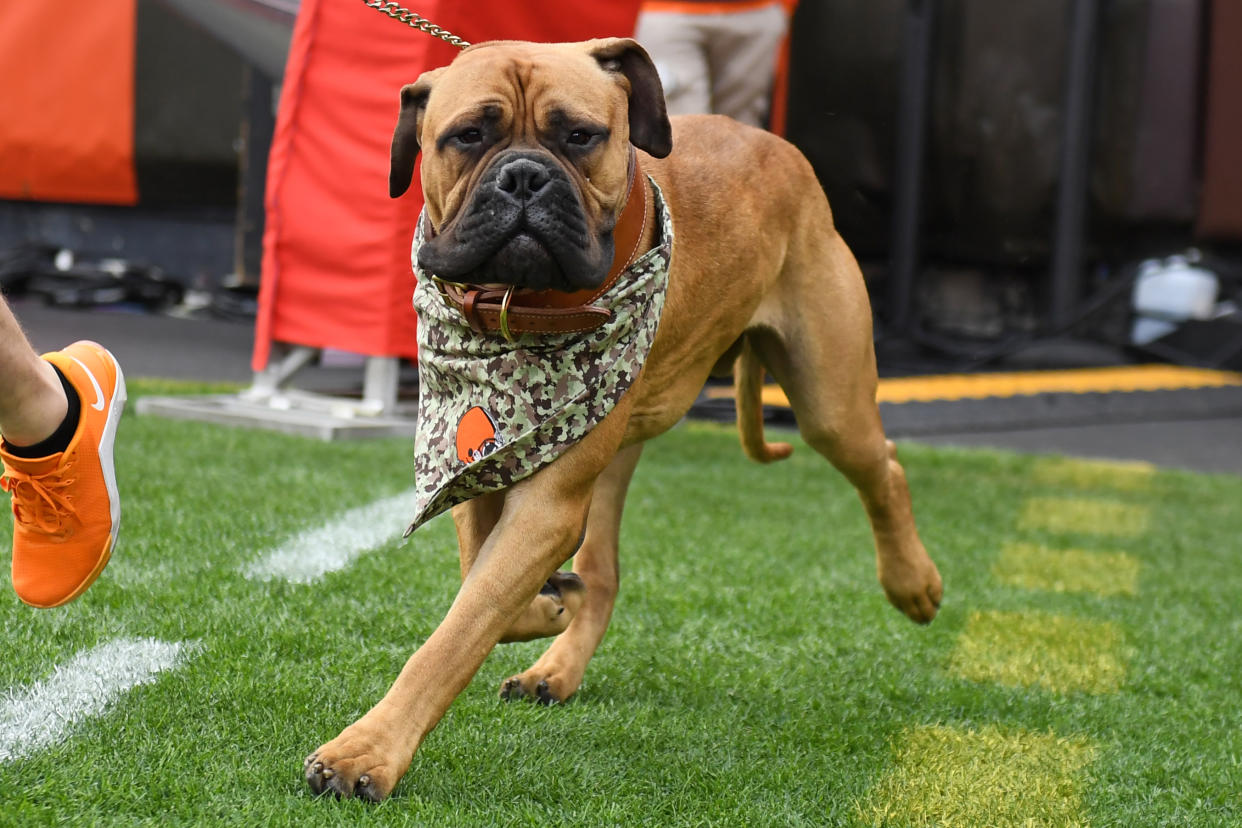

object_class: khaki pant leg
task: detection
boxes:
[634,10,713,116]
[703,3,788,128]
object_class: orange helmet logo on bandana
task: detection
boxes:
[456,406,500,464]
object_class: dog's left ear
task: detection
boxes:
[389,67,445,198]
[589,38,673,159]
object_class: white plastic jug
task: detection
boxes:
[1130,254,1218,345]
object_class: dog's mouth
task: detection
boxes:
[479,230,566,291]
[419,225,579,292]
[420,214,609,292]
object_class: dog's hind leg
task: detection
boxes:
[751,230,943,624]
[499,442,644,704]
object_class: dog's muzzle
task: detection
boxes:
[426,152,650,340]
[416,151,609,291]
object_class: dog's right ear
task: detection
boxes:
[389,68,444,198]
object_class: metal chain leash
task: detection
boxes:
[361,0,471,48]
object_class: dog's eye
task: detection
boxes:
[454,128,483,146]
[566,130,595,147]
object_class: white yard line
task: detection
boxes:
[0,638,195,763]
[242,490,414,584]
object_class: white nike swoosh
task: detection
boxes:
[68,355,106,411]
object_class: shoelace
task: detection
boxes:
[1,458,77,535]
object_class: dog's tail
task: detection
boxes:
[735,337,793,463]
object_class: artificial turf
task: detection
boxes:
[1,379,1240,825]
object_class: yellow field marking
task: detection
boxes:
[994,542,1140,597]
[702,384,796,408]
[702,364,1242,407]
[948,610,1126,694]
[1031,457,1156,493]
[857,723,1097,827]
[876,365,1242,403]
[1018,497,1150,537]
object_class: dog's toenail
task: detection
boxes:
[322,768,334,779]
[313,762,323,774]
[359,774,371,786]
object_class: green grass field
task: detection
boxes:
[2,380,1241,826]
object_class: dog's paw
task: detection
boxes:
[498,656,587,704]
[499,675,562,705]
[303,723,409,803]
[878,549,943,624]
[499,571,586,643]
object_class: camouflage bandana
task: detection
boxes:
[406,177,672,533]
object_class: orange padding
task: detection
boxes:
[0,2,137,205]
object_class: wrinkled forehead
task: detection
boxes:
[425,41,627,127]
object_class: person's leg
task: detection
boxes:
[0,295,126,608]
[635,7,713,116]
[0,297,69,447]
[704,2,789,128]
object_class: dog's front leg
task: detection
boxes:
[304,405,632,802]
[304,477,588,801]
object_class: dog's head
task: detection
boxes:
[389,39,672,292]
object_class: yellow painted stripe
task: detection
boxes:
[857,724,1097,827]
[877,365,1242,403]
[1018,497,1150,537]
[703,364,1242,407]
[994,542,1140,597]
[948,610,1126,694]
[1031,457,1156,493]
[703,384,793,408]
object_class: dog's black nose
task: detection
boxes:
[496,158,551,200]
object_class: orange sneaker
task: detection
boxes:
[1,341,126,608]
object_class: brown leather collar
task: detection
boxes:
[431,149,651,340]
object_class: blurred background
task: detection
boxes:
[1,0,1239,379]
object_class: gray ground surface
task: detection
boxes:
[12,299,1242,476]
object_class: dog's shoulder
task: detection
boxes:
[643,114,820,212]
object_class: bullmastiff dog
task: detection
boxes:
[305,37,943,802]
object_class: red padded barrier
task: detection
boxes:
[253,0,641,370]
